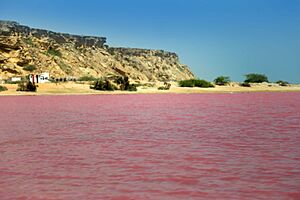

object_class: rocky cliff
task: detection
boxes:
[0,20,195,82]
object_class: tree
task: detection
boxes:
[90,76,137,91]
[91,79,115,91]
[244,73,268,83]
[178,79,214,88]
[0,85,8,92]
[276,80,289,86]
[16,81,37,92]
[239,82,251,87]
[158,82,171,90]
[214,76,231,86]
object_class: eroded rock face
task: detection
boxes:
[0,20,106,48]
[0,20,195,81]
[108,48,195,81]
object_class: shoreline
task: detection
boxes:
[1,82,300,96]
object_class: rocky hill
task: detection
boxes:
[0,20,195,82]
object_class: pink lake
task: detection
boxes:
[0,93,300,200]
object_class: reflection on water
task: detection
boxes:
[0,93,300,199]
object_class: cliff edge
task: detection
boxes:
[0,20,195,82]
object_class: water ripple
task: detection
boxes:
[0,93,300,199]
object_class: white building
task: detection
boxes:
[10,77,22,82]
[29,72,50,83]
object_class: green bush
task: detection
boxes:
[23,65,37,72]
[126,84,137,91]
[244,73,268,83]
[78,75,97,81]
[111,76,124,89]
[276,80,289,86]
[17,82,37,92]
[115,76,137,91]
[90,76,137,91]
[47,47,62,57]
[158,82,171,90]
[91,79,115,91]
[240,82,251,87]
[23,37,34,46]
[214,76,231,86]
[158,86,168,90]
[0,85,8,92]
[178,79,194,87]
[179,79,214,88]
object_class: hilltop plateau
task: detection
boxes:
[0,20,195,82]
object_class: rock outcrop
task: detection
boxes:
[0,20,195,82]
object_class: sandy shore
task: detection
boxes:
[1,82,300,96]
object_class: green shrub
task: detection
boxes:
[17,81,37,92]
[158,82,171,90]
[23,65,37,72]
[240,82,251,87]
[194,79,214,88]
[115,76,137,91]
[178,79,193,87]
[126,84,137,91]
[90,76,137,91]
[244,73,268,83]
[0,85,8,92]
[179,79,214,88]
[214,76,231,86]
[78,75,97,81]
[276,80,289,86]
[158,86,167,90]
[23,37,34,46]
[47,47,62,57]
[91,79,115,91]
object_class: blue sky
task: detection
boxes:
[1,0,300,83]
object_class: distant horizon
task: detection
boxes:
[1,0,300,83]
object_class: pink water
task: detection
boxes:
[0,93,300,200]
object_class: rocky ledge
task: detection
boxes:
[0,20,106,48]
[0,20,195,82]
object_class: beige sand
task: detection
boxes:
[0,82,300,96]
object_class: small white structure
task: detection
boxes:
[29,72,50,83]
[39,72,50,83]
[10,77,22,82]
